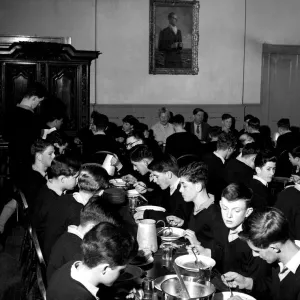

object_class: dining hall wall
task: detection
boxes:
[2,0,300,129]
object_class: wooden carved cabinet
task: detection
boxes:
[0,42,99,136]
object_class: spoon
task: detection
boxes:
[191,247,207,269]
[173,262,190,299]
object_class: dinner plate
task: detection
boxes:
[157,227,185,241]
[175,255,216,272]
[154,275,177,291]
[213,291,256,300]
[135,205,166,212]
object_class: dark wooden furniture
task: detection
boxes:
[0,41,100,136]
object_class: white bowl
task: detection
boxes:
[157,227,185,241]
[214,291,256,300]
[135,205,166,212]
[175,254,216,272]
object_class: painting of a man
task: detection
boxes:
[158,12,183,68]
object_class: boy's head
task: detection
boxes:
[277,118,290,135]
[244,114,254,131]
[172,114,185,132]
[217,132,237,159]
[178,161,208,202]
[221,114,233,130]
[220,183,253,230]
[239,207,289,264]
[122,115,139,133]
[47,154,81,190]
[31,139,55,166]
[130,145,154,175]
[81,222,137,286]
[78,163,109,194]
[126,131,144,150]
[239,133,255,147]
[247,117,260,133]
[208,126,222,142]
[22,82,48,109]
[148,154,178,190]
[254,150,276,183]
[79,200,118,233]
[241,142,260,169]
[289,146,300,167]
[90,113,109,133]
[193,108,205,125]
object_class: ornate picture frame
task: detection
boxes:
[149,0,200,75]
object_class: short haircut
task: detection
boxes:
[290,146,300,158]
[172,114,185,125]
[248,117,260,131]
[193,108,204,115]
[217,132,237,151]
[254,149,276,169]
[239,133,255,146]
[31,139,53,163]
[80,199,117,227]
[168,12,176,19]
[22,82,47,100]
[241,142,260,157]
[82,222,137,268]
[221,183,253,208]
[158,107,170,118]
[78,163,109,193]
[130,145,153,162]
[244,114,254,122]
[277,118,290,130]
[93,113,109,131]
[148,154,179,176]
[239,207,289,249]
[47,154,81,179]
[122,115,139,126]
[209,126,222,139]
[222,113,232,121]
[178,161,208,186]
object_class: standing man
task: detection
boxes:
[158,12,183,68]
[8,82,47,185]
[185,108,210,142]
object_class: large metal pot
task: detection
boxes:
[161,278,215,300]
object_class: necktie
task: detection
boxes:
[196,125,200,134]
[196,125,202,140]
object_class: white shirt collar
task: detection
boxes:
[278,240,300,281]
[228,224,243,242]
[253,175,268,187]
[213,151,225,164]
[71,261,99,300]
[17,103,34,113]
[73,192,88,206]
[169,24,178,34]
[68,225,84,239]
[170,178,180,196]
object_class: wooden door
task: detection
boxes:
[261,45,300,134]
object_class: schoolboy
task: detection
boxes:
[47,222,137,300]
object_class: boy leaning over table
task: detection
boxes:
[222,207,300,300]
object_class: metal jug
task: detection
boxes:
[137,219,158,252]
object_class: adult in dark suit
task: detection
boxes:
[165,114,202,159]
[223,207,300,300]
[158,12,183,68]
[185,108,211,142]
[224,142,259,185]
[202,132,237,201]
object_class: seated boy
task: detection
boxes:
[223,207,300,300]
[47,222,137,300]
[192,183,267,281]
[134,154,193,227]
[43,163,109,261]
[170,162,221,249]
[30,154,80,251]
[247,149,276,209]
[47,199,118,281]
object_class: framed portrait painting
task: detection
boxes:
[149,0,200,75]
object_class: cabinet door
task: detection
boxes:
[48,64,78,133]
[4,62,38,113]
